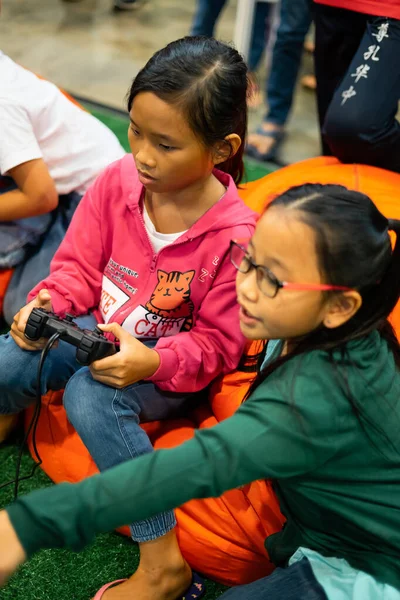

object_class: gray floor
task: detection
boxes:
[0,0,320,164]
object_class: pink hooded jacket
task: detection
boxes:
[29,155,257,394]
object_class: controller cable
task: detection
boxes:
[0,331,62,500]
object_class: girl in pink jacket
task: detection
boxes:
[0,37,256,600]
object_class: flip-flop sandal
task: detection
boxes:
[94,579,127,599]
[245,127,285,163]
[93,572,206,600]
[182,572,206,599]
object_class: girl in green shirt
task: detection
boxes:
[0,183,400,600]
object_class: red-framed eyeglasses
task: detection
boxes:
[230,240,352,299]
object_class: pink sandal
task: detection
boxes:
[93,572,205,600]
[93,579,127,599]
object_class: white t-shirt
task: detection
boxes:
[142,204,187,253]
[0,52,126,195]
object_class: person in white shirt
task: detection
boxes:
[0,51,126,325]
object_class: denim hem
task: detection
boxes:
[130,515,176,543]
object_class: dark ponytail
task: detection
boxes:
[127,36,248,185]
[385,218,400,315]
[381,218,400,362]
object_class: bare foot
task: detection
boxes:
[99,561,192,600]
[304,39,315,54]
[301,74,317,91]
[247,122,284,158]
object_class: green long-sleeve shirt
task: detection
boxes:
[7,331,400,589]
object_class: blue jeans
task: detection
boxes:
[0,177,52,270]
[219,558,327,600]
[0,315,195,542]
[0,176,81,325]
[266,0,313,125]
[190,0,273,72]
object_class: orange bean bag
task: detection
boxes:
[25,157,400,586]
[0,270,13,315]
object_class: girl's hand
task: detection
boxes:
[0,511,26,587]
[10,289,53,351]
[89,323,160,388]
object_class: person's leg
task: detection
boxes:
[0,177,52,273]
[190,0,227,37]
[64,368,198,600]
[246,0,313,161]
[0,314,96,441]
[248,2,274,72]
[322,17,400,171]
[247,2,275,109]
[266,0,313,125]
[3,192,81,325]
[313,4,367,154]
[219,558,327,600]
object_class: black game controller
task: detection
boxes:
[25,308,117,365]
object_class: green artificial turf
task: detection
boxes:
[0,100,275,600]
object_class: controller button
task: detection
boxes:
[29,313,42,324]
[81,338,94,349]
[76,349,90,365]
[25,325,38,339]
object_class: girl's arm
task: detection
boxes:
[27,174,108,316]
[0,159,58,221]
[0,103,58,221]
[5,368,338,558]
